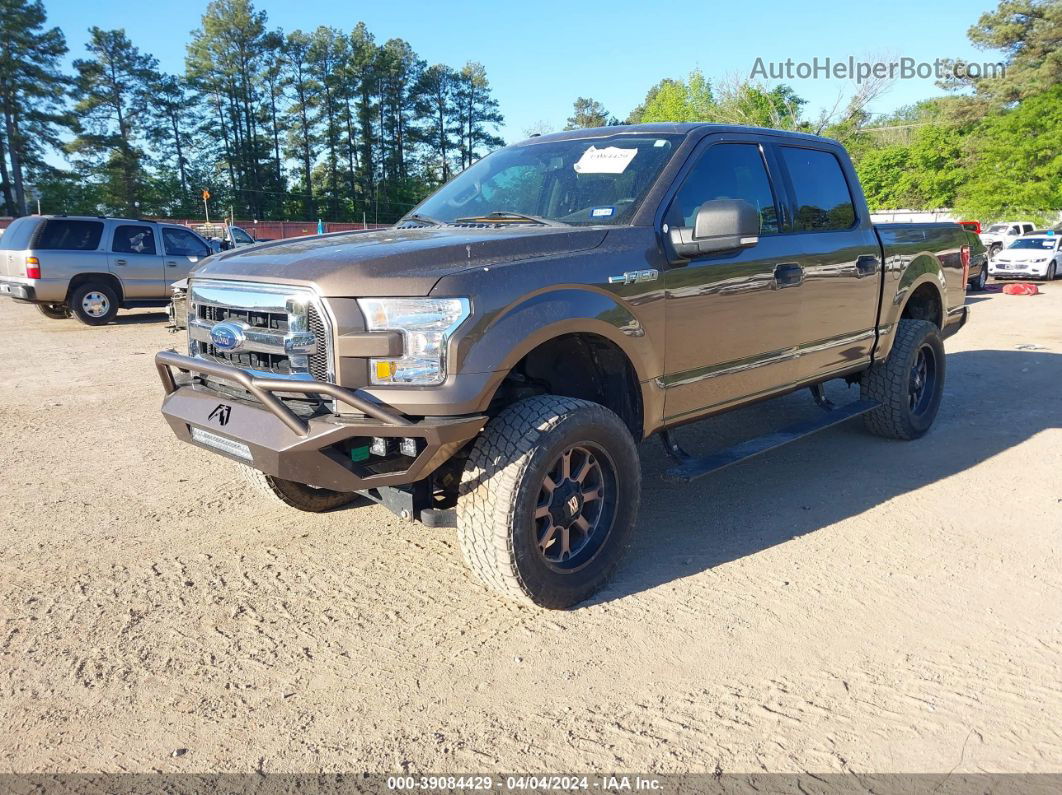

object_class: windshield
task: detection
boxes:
[231,227,254,244]
[1008,237,1057,250]
[409,134,683,227]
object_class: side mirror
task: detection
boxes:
[668,198,761,259]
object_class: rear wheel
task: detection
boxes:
[69,282,119,326]
[36,303,71,320]
[241,466,360,513]
[457,395,641,609]
[861,319,946,440]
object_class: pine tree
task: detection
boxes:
[69,28,160,215]
[0,0,69,216]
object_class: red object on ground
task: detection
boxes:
[1002,283,1040,295]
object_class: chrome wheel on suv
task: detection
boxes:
[70,282,119,326]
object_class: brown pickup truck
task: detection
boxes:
[154,123,983,608]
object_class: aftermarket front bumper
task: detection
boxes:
[155,350,485,491]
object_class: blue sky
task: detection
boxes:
[47,0,1001,143]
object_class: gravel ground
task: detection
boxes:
[0,282,1059,775]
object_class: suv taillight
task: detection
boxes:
[25,256,41,279]
[960,246,970,286]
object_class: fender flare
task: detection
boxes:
[458,287,658,380]
[876,253,947,360]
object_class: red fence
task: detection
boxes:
[0,216,390,238]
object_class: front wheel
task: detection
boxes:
[457,396,641,609]
[860,319,946,440]
[970,262,988,291]
[241,466,361,512]
[1046,262,1057,281]
[36,303,71,320]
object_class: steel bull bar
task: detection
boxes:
[154,350,486,494]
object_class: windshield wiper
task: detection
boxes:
[454,211,569,227]
[400,213,445,227]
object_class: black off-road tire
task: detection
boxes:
[861,319,946,440]
[241,466,360,513]
[69,282,119,326]
[36,303,71,319]
[456,395,641,609]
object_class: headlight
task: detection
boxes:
[1032,257,1048,263]
[358,297,470,385]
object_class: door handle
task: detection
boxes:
[773,262,804,288]
[114,258,127,266]
[855,255,879,278]
[166,260,178,267]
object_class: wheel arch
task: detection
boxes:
[66,272,125,304]
[875,255,947,362]
[460,289,658,440]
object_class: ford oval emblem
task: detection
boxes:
[210,321,245,352]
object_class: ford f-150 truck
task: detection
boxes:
[154,123,981,608]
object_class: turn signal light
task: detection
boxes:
[25,256,41,279]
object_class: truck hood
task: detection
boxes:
[190,226,608,297]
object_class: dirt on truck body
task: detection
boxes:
[154,122,985,608]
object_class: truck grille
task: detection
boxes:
[186,280,333,382]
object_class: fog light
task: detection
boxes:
[399,437,418,457]
[370,437,392,456]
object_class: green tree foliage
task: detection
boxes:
[954,85,1062,220]
[68,28,160,216]
[565,97,614,129]
[452,62,504,171]
[0,0,69,216]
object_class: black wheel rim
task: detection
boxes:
[908,343,938,416]
[533,443,618,572]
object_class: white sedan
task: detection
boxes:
[989,234,1062,281]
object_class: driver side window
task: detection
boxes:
[666,143,780,234]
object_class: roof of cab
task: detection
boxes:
[515,122,837,147]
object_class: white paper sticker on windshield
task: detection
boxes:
[573,146,638,174]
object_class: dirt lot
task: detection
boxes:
[0,283,1059,775]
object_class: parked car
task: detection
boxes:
[193,223,263,252]
[153,123,980,608]
[0,215,214,325]
[981,220,1037,257]
[989,233,1062,281]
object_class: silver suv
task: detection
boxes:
[0,215,213,325]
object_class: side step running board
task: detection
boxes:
[662,398,880,483]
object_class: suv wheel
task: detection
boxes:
[36,303,71,320]
[70,283,119,326]
[861,319,946,440]
[241,466,360,512]
[970,262,988,291]
[456,395,641,609]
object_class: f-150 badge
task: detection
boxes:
[608,269,658,286]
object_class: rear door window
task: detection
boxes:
[34,219,104,251]
[780,147,856,231]
[163,228,210,257]
[113,225,158,255]
[231,227,254,245]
